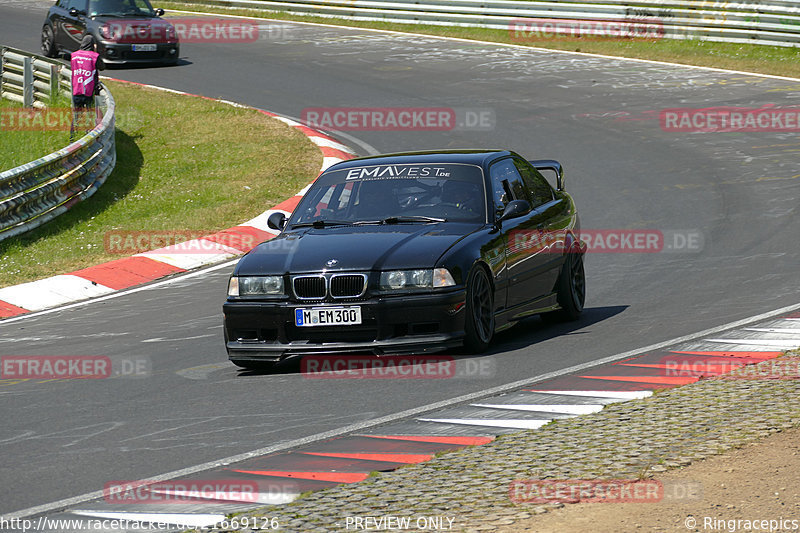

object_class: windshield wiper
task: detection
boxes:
[291,219,352,228]
[382,215,446,224]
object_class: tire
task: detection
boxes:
[464,266,495,353]
[541,245,585,322]
[231,359,275,371]
[41,25,56,57]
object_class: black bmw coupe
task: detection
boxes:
[223,150,585,368]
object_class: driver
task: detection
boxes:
[442,180,480,213]
[356,180,395,219]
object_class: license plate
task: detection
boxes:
[295,306,362,327]
[132,44,157,51]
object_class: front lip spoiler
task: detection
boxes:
[227,334,463,360]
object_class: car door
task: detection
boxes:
[513,157,567,295]
[56,0,88,51]
[489,158,552,310]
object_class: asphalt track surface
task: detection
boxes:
[2,0,800,516]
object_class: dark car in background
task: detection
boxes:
[223,150,586,369]
[41,0,179,65]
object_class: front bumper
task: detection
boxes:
[223,290,467,361]
[98,41,179,64]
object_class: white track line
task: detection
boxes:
[528,390,653,400]
[744,328,800,334]
[470,403,604,415]
[418,418,552,430]
[705,338,800,348]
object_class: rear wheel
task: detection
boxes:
[541,245,585,322]
[464,266,495,353]
[41,25,56,57]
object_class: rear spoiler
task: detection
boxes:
[529,160,564,191]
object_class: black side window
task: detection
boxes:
[489,158,529,217]
[56,0,67,8]
[514,159,554,207]
[66,0,86,11]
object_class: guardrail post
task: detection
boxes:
[49,63,60,104]
[0,47,6,98]
[22,56,34,107]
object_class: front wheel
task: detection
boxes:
[41,25,56,57]
[464,266,495,353]
[542,246,585,322]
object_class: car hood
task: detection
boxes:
[235,223,481,274]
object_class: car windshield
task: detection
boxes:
[289,163,487,226]
[89,0,154,16]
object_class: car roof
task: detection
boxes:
[326,150,515,171]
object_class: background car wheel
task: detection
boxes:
[41,25,56,57]
[464,266,495,353]
[541,245,586,322]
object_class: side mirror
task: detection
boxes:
[530,159,564,191]
[68,7,84,16]
[267,212,287,231]
[497,199,531,223]
[155,8,164,16]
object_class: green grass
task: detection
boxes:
[161,1,800,79]
[0,79,321,287]
[0,95,78,171]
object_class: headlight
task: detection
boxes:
[379,268,455,290]
[100,23,118,40]
[228,276,284,296]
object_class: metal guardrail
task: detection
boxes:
[196,0,800,47]
[0,47,116,242]
[1,46,70,108]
